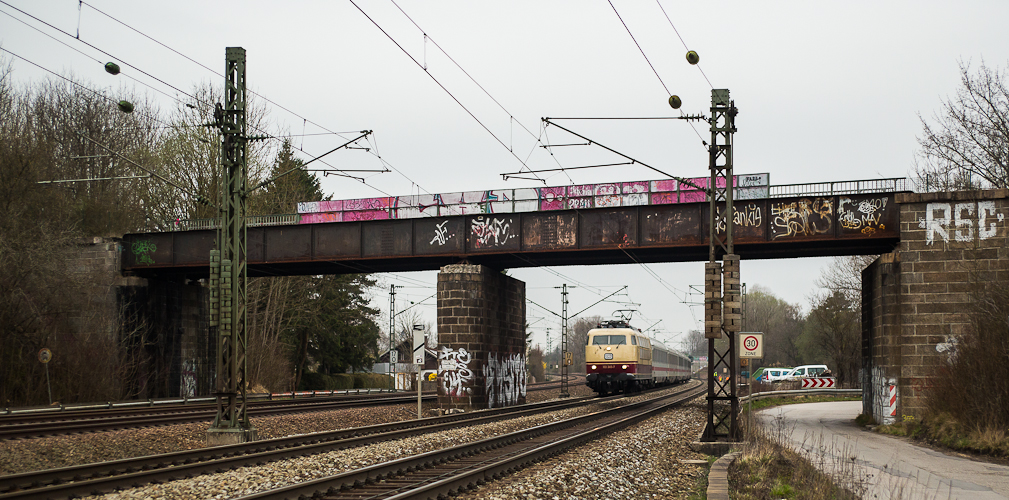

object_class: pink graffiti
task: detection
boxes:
[300,212,343,224]
[650,179,678,192]
[622,181,649,194]
[651,192,679,205]
[343,197,393,211]
[343,210,390,221]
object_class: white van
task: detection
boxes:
[785,365,828,379]
[761,368,793,382]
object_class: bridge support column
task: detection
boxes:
[436,264,526,411]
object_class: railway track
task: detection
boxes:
[0,381,667,499]
[239,381,704,500]
[0,379,582,441]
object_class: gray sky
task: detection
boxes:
[3,1,1008,351]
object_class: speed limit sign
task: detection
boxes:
[739,333,763,359]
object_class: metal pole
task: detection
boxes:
[45,363,52,405]
[389,284,396,390]
[417,370,422,418]
[560,284,570,398]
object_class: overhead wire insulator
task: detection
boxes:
[686,50,700,65]
[668,95,682,109]
[104,62,120,75]
[117,100,134,113]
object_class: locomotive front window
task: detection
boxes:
[591,335,628,345]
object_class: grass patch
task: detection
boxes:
[730,431,860,500]
[876,412,1009,457]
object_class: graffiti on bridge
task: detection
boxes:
[770,198,833,239]
[132,239,157,265]
[839,197,887,235]
[429,221,455,246]
[471,216,517,248]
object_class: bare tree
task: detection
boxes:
[915,60,1009,191]
[679,329,706,358]
[744,285,806,366]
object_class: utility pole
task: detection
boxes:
[207,47,256,445]
[389,284,397,389]
[701,88,741,442]
[560,284,570,398]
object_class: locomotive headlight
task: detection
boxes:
[622,365,629,370]
[591,365,597,370]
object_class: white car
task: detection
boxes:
[785,365,829,380]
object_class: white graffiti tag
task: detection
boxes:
[917,201,1005,244]
[470,216,517,248]
[484,352,526,408]
[429,221,454,246]
[438,347,474,398]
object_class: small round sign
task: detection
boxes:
[743,335,759,352]
[38,348,53,364]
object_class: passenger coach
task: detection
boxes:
[585,320,691,395]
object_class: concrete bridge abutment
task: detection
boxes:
[862,189,1008,424]
[436,263,526,411]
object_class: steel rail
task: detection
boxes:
[0,391,624,498]
[0,379,578,440]
[0,395,437,440]
[236,381,704,500]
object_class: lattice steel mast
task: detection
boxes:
[208,47,256,444]
[701,89,741,442]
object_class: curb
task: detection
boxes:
[706,451,740,500]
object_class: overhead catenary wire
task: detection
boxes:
[349,0,544,183]
[388,0,547,183]
[2,1,390,194]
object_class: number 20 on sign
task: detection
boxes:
[739,333,763,359]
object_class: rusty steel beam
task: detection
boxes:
[122,193,901,278]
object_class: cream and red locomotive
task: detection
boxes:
[585,320,691,395]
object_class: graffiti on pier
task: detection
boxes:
[429,221,455,246]
[181,360,197,398]
[484,351,526,408]
[918,201,1005,244]
[770,198,833,239]
[839,197,887,235]
[869,366,897,425]
[438,347,474,399]
[471,216,517,248]
[936,335,958,363]
[132,239,157,265]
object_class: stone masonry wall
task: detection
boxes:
[436,263,526,411]
[864,189,1008,421]
[72,237,211,399]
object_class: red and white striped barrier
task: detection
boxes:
[801,377,836,388]
[889,384,897,417]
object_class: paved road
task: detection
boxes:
[755,401,1009,499]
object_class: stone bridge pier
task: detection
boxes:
[862,189,1008,424]
[436,263,526,411]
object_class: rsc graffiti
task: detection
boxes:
[918,201,1005,245]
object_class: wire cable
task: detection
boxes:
[654,0,714,89]
[349,0,541,178]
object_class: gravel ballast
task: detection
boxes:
[2,384,708,499]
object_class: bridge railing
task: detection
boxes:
[768,177,909,198]
[144,178,910,233]
[161,213,301,232]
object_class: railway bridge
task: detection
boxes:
[90,176,1009,417]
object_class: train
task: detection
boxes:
[585,320,692,395]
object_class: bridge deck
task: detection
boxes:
[122,192,901,277]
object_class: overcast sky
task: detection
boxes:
[3,1,1008,351]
